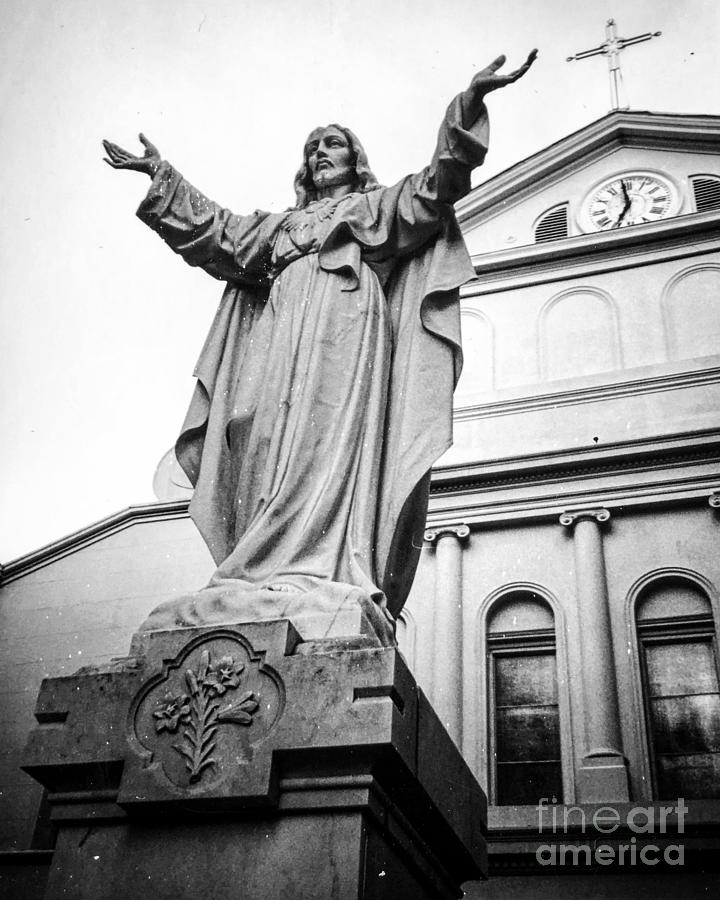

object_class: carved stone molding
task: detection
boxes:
[709,491,720,509]
[424,523,470,543]
[559,508,611,528]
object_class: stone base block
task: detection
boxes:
[23,620,487,899]
[136,580,396,648]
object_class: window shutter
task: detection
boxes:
[535,206,569,243]
[692,176,720,213]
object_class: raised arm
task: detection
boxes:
[337,51,537,264]
[433,50,538,204]
[103,134,276,284]
[460,51,537,132]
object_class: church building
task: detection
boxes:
[2,107,719,896]
[408,106,720,896]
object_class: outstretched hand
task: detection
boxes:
[102,133,161,177]
[461,50,538,126]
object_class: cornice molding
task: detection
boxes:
[462,209,720,296]
[454,361,720,423]
[433,429,720,490]
[0,501,190,585]
[456,110,720,230]
[427,430,720,527]
[3,435,719,585]
[427,472,720,531]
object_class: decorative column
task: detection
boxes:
[423,524,469,748]
[559,508,629,802]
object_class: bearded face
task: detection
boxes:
[305,126,356,191]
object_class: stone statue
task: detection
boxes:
[103,52,536,644]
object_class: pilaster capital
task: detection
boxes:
[559,508,611,528]
[424,523,470,544]
[709,491,720,510]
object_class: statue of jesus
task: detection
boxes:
[103,52,536,644]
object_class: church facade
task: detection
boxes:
[1,110,719,896]
[406,109,720,896]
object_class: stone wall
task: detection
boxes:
[0,513,213,849]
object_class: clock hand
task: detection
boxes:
[615,180,632,227]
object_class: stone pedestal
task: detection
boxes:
[23,620,487,899]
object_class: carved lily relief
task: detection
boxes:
[129,634,284,793]
[152,649,259,783]
[153,693,191,733]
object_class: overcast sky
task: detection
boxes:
[1,0,719,561]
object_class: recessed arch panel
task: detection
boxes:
[455,309,494,403]
[661,264,720,362]
[538,287,621,381]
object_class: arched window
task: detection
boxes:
[636,577,720,799]
[534,205,569,243]
[487,592,563,805]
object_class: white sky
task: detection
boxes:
[1,0,719,561]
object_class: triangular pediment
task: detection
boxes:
[457,110,720,254]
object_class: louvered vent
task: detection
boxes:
[692,176,720,213]
[534,206,569,243]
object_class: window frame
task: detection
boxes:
[636,611,720,800]
[487,627,564,806]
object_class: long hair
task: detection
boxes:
[293,124,381,208]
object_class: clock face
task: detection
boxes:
[583,173,677,232]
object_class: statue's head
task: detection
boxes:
[294,124,380,207]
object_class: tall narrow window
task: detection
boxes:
[637,578,720,799]
[487,593,563,805]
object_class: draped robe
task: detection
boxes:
[136,95,488,636]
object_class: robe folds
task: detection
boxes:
[137,94,488,624]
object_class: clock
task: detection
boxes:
[580,172,679,233]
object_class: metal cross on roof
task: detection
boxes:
[566,18,662,111]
